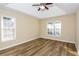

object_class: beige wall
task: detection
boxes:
[40,14,76,43]
[0,7,39,50]
[75,9,79,55]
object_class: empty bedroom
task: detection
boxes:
[0,3,79,56]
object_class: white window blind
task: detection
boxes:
[47,22,61,37]
[1,16,16,42]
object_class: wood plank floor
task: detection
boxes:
[0,38,77,56]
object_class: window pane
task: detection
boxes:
[47,23,52,29]
[54,22,61,37]
[55,23,61,29]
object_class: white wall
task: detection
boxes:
[40,14,76,43]
[0,7,39,50]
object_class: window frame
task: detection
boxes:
[1,16,16,42]
[47,21,61,38]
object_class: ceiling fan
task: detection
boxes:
[32,3,53,11]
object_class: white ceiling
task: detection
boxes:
[0,3,79,19]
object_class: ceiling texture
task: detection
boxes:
[0,3,79,19]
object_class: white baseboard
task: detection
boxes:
[41,36,75,43]
[0,37,38,51]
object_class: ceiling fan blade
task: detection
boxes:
[45,6,49,10]
[38,8,40,11]
[32,4,40,6]
[45,3,53,5]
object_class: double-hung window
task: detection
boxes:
[47,21,61,37]
[1,16,16,42]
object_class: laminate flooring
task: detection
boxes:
[0,38,77,56]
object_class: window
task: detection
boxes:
[1,16,16,42]
[47,21,61,37]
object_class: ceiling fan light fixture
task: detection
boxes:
[40,5,45,10]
